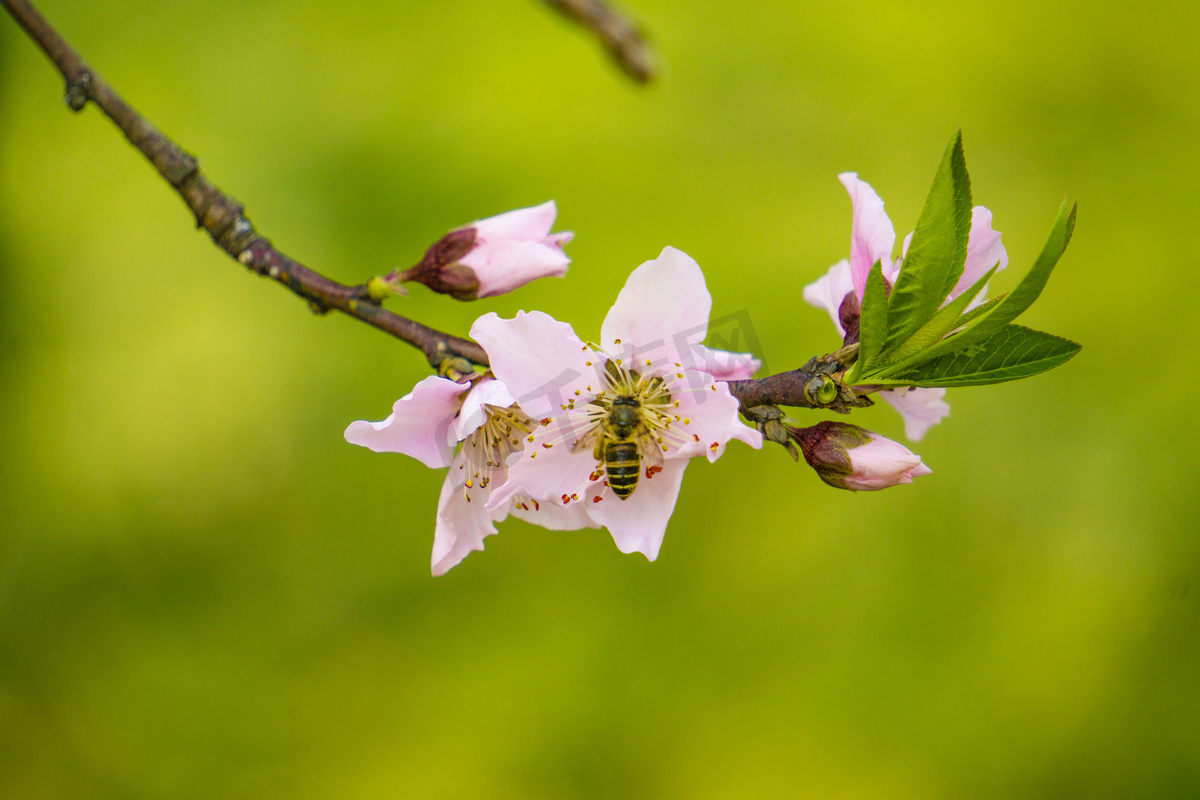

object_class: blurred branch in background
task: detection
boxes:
[541,0,655,83]
[0,0,488,369]
[0,0,864,419]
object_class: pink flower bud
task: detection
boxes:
[790,421,931,491]
[396,201,571,300]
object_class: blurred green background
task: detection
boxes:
[2,0,1198,797]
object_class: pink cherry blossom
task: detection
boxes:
[396,201,572,300]
[464,201,573,298]
[345,375,594,575]
[790,420,931,491]
[802,173,1008,440]
[471,246,763,562]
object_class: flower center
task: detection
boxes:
[577,359,687,466]
[459,403,533,500]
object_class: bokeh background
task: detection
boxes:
[2,0,1198,796]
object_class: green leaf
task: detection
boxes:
[952,293,1005,329]
[849,259,889,381]
[881,131,973,352]
[873,200,1077,376]
[877,324,1081,387]
[869,262,998,372]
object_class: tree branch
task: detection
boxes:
[3,0,879,418]
[541,0,654,83]
[0,0,488,369]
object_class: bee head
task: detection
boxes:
[609,395,641,436]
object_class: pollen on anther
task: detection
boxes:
[676,372,685,379]
[684,417,691,425]
[571,493,578,500]
[465,479,473,488]
[561,493,570,504]
[710,441,719,451]
[530,452,537,458]
[693,434,701,442]
[673,401,680,408]
[614,338,622,345]
[542,443,553,449]
[711,385,717,391]
[646,465,663,479]
[593,496,602,503]
[574,390,581,396]
[541,418,551,426]
[532,499,540,511]
[661,445,668,452]
[586,361,592,366]
[527,435,535,442]
[645,359,652,366]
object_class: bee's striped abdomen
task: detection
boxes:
[605,441,641,499]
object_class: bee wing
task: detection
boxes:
[570,425,602,456]
[637,431,665,469]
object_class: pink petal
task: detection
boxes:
[669,371,762,461]
[484,417,598,512]
[470,200,557,241]
[844,434,932,491]
[802,259,854,336]
[584,458,689,561]
[343,375,466,468]
[690,344,761,381]
[511,495,599,531]
[462,240,570,299]
[453,379,516,442]
[952,206,1008,299]
[431,466,504,576]
[880,387,950,441]
[840,173,896,301]
[470,311,594,419]
[600,247,713,360]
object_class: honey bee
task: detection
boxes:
[572,363,671,500]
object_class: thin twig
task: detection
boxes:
[0,0,487,369]
[2,0,872,416]
[541,0,654,83]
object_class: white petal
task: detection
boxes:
[343,375,465,468]
[600,246,713,360]
[584,458,689,562]
[431,468,504,576]
[470,311,594,419]
[881,387,950,441]
[802,259,854,336]
[840,173,896,300]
